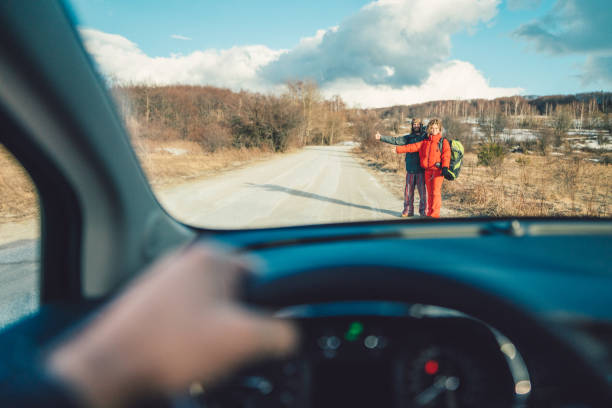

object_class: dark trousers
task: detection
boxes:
[403,172,426,216]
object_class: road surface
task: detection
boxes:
[1,144,406,327]
[158,144,405,228]
[0,239,39,328]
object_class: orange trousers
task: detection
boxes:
[425,169,444,218]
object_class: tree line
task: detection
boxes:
[111,82,609,159]
[376,92,611,131]
[364,92,611,157]
[111,81,347,152]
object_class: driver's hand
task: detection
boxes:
[375,132,381,140]
[47,245,297,407]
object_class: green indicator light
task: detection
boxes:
[344,321,364,342]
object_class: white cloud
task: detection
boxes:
[79,28,284,92]
[297,27,336,49]
[78,0,521,108]
[322,61,523,108]
[260,0,500,87]
[171,34,192,41]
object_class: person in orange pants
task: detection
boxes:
[395,119,450,218]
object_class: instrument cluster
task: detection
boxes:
[198,303,527,408]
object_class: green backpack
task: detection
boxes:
[439,137,464,180]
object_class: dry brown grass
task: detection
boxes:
[0,145,39,223]
[358,144,612,218]
[0,140,280,222]
[131,138,278,187]
[357,140,407,175]
[4,133,610,223]
[444,152,611,217]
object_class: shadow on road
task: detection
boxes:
[245,183,401,217]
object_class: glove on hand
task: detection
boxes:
[441,167,451,179]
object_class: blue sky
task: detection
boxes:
[67,0,611,107]
[69,0,372,53]
[450,0,587,94]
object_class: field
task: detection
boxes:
[2,124,611,230]
[446,152,610,217]
[0,140,280,243]
[0,145,39,223]
[2,88,611,241]
[358,126,611,218]
[130,138,281,192]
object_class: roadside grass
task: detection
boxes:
[357,143,612,217]
[130,138,281,192]
[444,152,611,217]
[0,145,39,223]
[1,140,282,223]
[4,133,611,223]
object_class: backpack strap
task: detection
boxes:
[439,136,448,154]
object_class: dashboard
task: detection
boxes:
[196,220,612,407]
[199,302,524,408]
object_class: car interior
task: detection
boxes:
[1,1,611,407]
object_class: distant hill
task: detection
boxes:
[373,92,611,119]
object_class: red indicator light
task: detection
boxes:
[424,360,439,375]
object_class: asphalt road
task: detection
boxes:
[0,239,39,328]
[0,144,405,327]
[158,144,404,228]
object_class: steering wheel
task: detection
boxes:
[206,264,611,408]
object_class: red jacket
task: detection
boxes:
[396,133,450,171]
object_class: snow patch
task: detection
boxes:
[161,147,188,155]
[455,118,612,151]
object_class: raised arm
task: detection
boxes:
[379,133,412,145]
[396,140,422,153]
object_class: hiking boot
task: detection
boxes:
[401,212,414,217]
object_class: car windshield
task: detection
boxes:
[64,0,610,229]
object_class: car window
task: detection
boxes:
[67,1,611,228]
[0,144,40,328]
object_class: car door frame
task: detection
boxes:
[0,0,194,304]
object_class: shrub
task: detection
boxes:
[552,109,572,147]
[477,143,506,166]
[230,95,300,152]
[518,115,543,130]
[538,128,553,156]
[493,113,507,138]
[195,122,231,152]
[556,157,582,208]
[353,112,380,153]
[477,142,506,178]
[516,156,531,186]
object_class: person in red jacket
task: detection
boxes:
[395,118,450,218]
